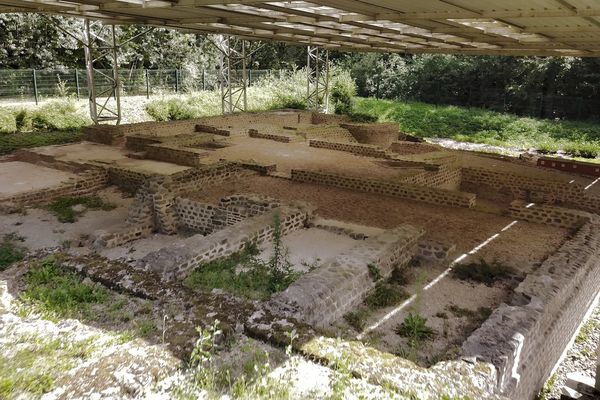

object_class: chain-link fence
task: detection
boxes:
[0,68,278,103]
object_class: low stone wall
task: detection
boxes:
[125,136,163,152]
[248,129,293,143]
[107,166,154,194]
[291,169,476,208]
[309,139,389,158]
[509,200,595,229]
[462,167,600,214]
[175,194,280,234]
[340,122,399,147]
[195,124,231,136]
[270,225,423,328]
[403,165,462,191]
[139,206,309,280]
[169,162,256,197]
[83,125,125,145]
[462,222,600,400]
[0,168,109,208]
[145,144,208,167]
[389,141,440,155]
[416,240,456,262]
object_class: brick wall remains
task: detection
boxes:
[290,169,476,208]
[269,224,423,328]
[139,206,309,280]
[309,139,389,158]
[248,129,293,143]
[509,200,595,229]
[175,194,280,234]
[0,168,109,208]
[462,167,600,214]
[340,122,399,147]
[107,166,154,194]
[462,221,600,400]
[145,144,208,167]
[389,141,440,155]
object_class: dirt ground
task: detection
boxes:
[202,136,424,179]
[192,175,570,261]
[0,161,77,196]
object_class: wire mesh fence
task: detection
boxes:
[0,68,278,103]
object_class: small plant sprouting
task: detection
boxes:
[395,312,435,347]
[367,263,382,282]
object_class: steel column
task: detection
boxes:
[306,46,330,112]
[215,35,249,114]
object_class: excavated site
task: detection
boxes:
[2,110,600,399]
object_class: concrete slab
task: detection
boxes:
[0,161,77,197]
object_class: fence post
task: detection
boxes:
[145,69,150,99]
[202,69,206,91]
[75,69,80,100]
[32,69,39,105]
[248,69,252,86]
[175,69,179,93]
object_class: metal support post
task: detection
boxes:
[306,46,330,112]
[32,69,38,105]
[214,35,250,114]
[83,19,121,124]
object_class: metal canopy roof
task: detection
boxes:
[2,0,600,57]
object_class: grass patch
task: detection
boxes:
[447,304,492,321]
[0,130,82,155]
[395,313,435,347]
[45,195,116,223]
[343,309,371,331]
[354,97,600,158]
[21,258,108,319]
[185,213,300,300]
[0,333,96,399]
[452,259,516,286]
[364,283,409,309]
[575,318,599,344]
[0,233,26,271]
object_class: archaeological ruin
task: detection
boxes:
[1,109,599,399]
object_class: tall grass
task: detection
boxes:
[354,98,600,158]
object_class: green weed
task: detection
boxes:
[0,233,26,271]
[343,309,371,331]
[395,313,435,347]
[367,263,382,282]
[45,195,116,223]
[185,214,299,300]
[364,283,409,309]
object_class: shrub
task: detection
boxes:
[28,100,89,131]
[0,108,17,134]
[344,309,371,331]
[330,70,356,115]
[395,313,435,346]
[367,263,382,281]
[145,97,199,121]
[452,259,516,286]
[348,111,378,123]
[365,283,409,308]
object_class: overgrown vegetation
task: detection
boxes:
[0,130,82,155]
[45,195,116,223]
[0,233,26,271]
[21,258,109,319]
[395,313,435,347]
[364,283,409,309]
[343,309,371,332]
[354,97,600,158]
[452,259,517,286]
[184,213,299,300]
[0,100,89,134]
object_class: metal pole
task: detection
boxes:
[242,40,247,111]
[202,69,206,91]
[75,69,80,100]
[145,69,149,99]
[83,19,97,123]
[110,24,121,124]
[32,69,38,105]
[175,69,179,93]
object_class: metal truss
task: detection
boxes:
[82,19,121,124]
[306,46,330,112]
[214,35,249,114]
[48,17,153,124]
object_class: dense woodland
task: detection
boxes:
[1,13,600,121]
